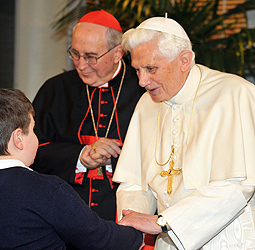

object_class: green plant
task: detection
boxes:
[53,0,255,78]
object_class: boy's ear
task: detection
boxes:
[12,128,23,150]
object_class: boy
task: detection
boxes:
[0,89,143,249]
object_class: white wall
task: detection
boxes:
[14,0,68,101]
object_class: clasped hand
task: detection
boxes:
[80,138,121,169]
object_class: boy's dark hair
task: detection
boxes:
[0,89,34,155]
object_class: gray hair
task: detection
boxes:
[105,27,123,49]
[122,28,195,63]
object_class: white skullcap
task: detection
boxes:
[136,17,190,41]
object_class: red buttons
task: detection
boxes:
[92,189,99,192]
[102,88,108,92]
[101,101,108,104]
[100,113,107,117]
[99,124,106,128]
[90,203,98,206]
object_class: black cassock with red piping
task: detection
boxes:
[31,62,145,221]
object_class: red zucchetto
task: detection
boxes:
[77,9,122,32]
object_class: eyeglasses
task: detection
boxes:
[67,46,116,65]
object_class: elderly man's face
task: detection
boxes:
[131,39,185,102]
[72,23,119,87]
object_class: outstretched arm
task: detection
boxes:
[119,209,170,235]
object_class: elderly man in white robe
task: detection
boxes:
[113,16,255,250]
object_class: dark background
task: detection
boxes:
[0,0,15,88]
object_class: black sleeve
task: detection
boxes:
[32,142,83,182]
[31,71,86,182]
[51,181,143,250]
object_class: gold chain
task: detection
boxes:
[186,65,202,145]
[155,65,202,166]
[155,103,172,166]
[86,59,126,140]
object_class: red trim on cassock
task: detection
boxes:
[38,142,50,147]
[106,171,113,189]
[110,86,123,145]
[87,169,104,180]
[97,88,102,130]
[75,85,125,209]
[143,235,156,250]
[74,172,85,185]
[75,135,122,185]
[78,88,97,144]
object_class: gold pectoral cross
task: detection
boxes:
[97,167,103,176]
[160,146,182,196]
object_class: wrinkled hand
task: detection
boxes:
[119,210,162,235]
[80,138,121,169]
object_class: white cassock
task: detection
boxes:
[113,64,255,249]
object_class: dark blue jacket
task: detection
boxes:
[0,167,142,249]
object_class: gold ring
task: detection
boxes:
[92,145,97,151]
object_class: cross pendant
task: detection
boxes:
[160,146,182,195]
[97,167,103,176]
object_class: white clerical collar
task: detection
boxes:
[0,159,33,171]
[165,64,202,105]
[99,60,122,88]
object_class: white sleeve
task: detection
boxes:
[75,146,88,173]
[161,181,254,250]
[116,182,157,220]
